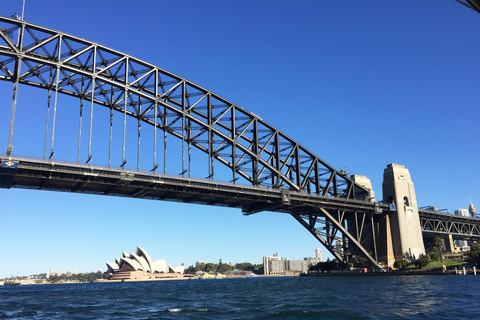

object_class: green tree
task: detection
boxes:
[217,263,233,273]
[252,264,264,274]
[235,262,254,271]
[466,242,480,266]
[205,263,218,273]
[432,237,443,249]
[194,263,206,273]
[429,247,442,262]
[184,265,196,274]
[415,255,431,269]
[308,259,340,272]
[394,259,409,270]
[425,236,443,262]
[47,271,104,283]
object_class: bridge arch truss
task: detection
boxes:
[0,16,370,199]
[0,16,388,268]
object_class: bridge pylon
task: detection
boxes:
[382,164,426,265]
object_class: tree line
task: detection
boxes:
[47,271,104,283]
[184,261,264,274]
[395,236,480,270]
[309,236,480,272]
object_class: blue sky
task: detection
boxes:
[0,0,479,278]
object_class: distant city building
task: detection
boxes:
[469,202,476,217]
[304,248,322,268]
[66,270,73,277]
[269,259,286,274]
[455,209,470,250]
[286,259,308,272]
[304,257,322,267]
[56,270,63,276]
[75,269,78,275]
[264,250,322,274]
[46,270,51,279]
[263,253,283,275]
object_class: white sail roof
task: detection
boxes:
[137,246,154,273]
[121,257,143,271]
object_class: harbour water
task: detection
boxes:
[1,275,479,319]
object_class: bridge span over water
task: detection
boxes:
[0,16,478,268]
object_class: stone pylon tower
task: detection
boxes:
[351,174,375,202]
[382,164,425,262]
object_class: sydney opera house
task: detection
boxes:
[102,246,193,282]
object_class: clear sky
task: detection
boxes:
[0,0,479,278]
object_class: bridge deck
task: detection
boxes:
[0,155,384,216]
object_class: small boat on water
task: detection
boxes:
[4,279,20,286]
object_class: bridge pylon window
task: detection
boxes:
[386,195,394,204]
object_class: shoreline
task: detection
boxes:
[302,269,479,277]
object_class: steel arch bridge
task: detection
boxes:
[0,16,370,198]
[1,16,479,268]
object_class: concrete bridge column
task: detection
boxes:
[382,164,425,262]
[376,214,396,267]
[444,234,456,253]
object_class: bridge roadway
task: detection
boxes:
[0,155,384,216]
[419,208,480,241]
[2,155,480,243]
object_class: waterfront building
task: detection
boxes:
[286,259,308,272]
[104,246,189,282]
[46,270,51,279]
[263,253,283,275]
[269,259,286,274]
[304,248,323,267]
[169,265,186,274]
[304,257,322,267]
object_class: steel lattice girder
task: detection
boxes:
[292,207,380,268]
[0,16,370,201]
[419,209,480,240]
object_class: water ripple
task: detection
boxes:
[1,276,480,319]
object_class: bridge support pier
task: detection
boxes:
[443,234,456,254]
[382,164,425,263]
[376,214,396,268]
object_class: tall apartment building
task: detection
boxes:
[304,248,322,268]
[286,259,308,272]
[263,253,283,275]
